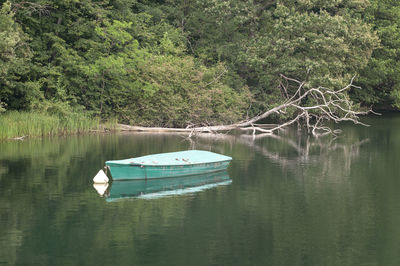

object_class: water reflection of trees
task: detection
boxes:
[0,128,398,265]
[184,130,383,265]
[187,128,370,178]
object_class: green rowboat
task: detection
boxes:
[105,150,232,181]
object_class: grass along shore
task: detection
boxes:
[0,111,117,140]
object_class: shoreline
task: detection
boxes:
[0,111,117,141]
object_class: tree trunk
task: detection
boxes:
[115,75,378,137]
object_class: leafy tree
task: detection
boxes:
[357,0,400,109]
[154,0,379,115]
[238,2,377,112]
[135,54,251,127]
[5,0,250,125]
[81,19,145,118]
[82,19,250,126]
[0,1,37,111]
[11,0,112,113]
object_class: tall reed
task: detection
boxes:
[0,111,107,140]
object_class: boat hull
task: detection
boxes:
[107,160,231,180]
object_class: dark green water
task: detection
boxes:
[1,115,399,266]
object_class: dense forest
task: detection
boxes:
[1,0,399,128]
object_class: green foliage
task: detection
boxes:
[1,0,398,129]
[278,0,370,12]
[81,19,145,117]
[356,0,400,109]
[239,2,378,112]
[2,0,251,126]
[158,0,379,114]
[0,1,38,111]
[135,56,251,127]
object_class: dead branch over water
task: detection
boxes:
[117,75,378,137]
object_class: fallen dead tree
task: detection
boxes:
[117,75,378,137]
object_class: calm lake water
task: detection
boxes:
[1,114,399,266]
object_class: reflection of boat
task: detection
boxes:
[105,171,232,201]
[105,150,232,181]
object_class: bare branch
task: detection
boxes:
[115,75,376,137]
